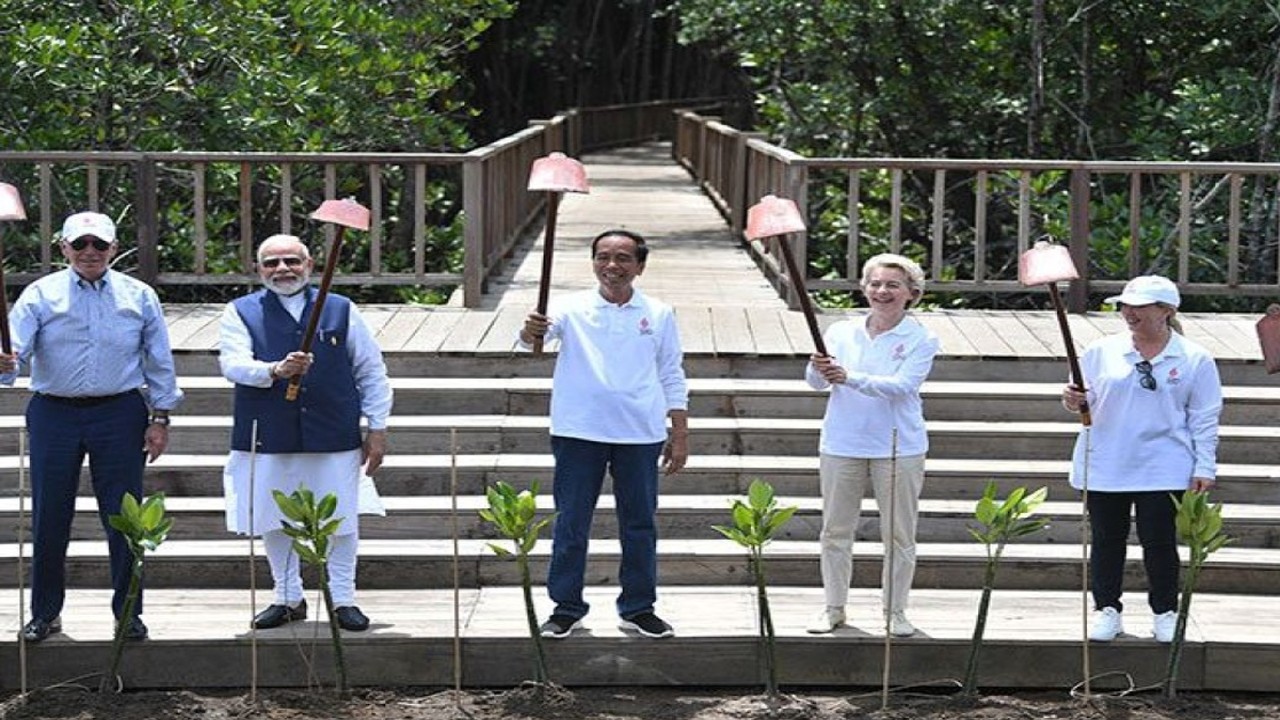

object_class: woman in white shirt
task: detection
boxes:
[804,254,940,636]
[1061,275,1221,644]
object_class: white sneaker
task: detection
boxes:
[806,607,846,634]
[1089,606,1124,642]
[889,611,916,637]
[1152,611,1177,643]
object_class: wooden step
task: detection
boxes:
[2,538,1276,594]
[3,415,1271,463]
[5,378,1277,423]
[5,496,1279,548]
[1,586,1276,691]
[3,455,1279,504]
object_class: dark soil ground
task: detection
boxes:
[3,685,1280,720]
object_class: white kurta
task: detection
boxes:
[219,290,393,538]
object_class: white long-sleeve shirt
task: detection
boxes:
[805,314,939,458]
[1069,331,1221,491]
[519,288,688,444]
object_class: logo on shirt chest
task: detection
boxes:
[1166,366,1181,385]
[891,343,906,361]
[638,317,654,336]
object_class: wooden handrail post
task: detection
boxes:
[1067,167,1090,313]
[783,159,810,311]
[462,152,485,308]
[134,156,159,284]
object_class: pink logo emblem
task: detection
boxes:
[638,317,653,336]
[892,343,906,361]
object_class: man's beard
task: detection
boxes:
[264,274,308,296]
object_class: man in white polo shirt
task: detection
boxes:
[518,228,689,639]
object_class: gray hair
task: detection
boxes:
[256,234,311,262]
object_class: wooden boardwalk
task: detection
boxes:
[150,145,1271,369]
[3,143,1280,693]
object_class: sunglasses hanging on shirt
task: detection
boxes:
[1135,360,1158,391]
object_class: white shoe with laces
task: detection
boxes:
[889,611,916,637]
[806,607,846,634]
[1089,606,1124,642]
[1152,611,1177,643]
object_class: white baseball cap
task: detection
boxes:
[61,212,117,244]
[1104,275,1180,308]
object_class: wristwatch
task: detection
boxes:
[150,414,171,426]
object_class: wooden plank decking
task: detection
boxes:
[4,143,1280,692]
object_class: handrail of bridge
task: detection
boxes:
[0,98,738,307]
[674,109,1280,312]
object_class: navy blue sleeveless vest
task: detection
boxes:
[230,288,362,454]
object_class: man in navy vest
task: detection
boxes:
[219,234,392,632]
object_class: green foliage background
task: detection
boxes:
[3,1,1280,307]
[671,0,1280,310]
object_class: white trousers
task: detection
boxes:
[263,529,360,607]
[818,452,926,613]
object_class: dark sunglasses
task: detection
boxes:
[1135,360,1157,391]
[260,256,305,269]
[67,237,112,252]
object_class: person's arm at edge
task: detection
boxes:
[348,306,392,475]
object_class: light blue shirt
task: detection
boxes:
[2,268,183,410]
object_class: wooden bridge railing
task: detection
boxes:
[675,110,1280,312]
[0,99,735,307]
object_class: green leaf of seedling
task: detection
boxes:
[747,479,772,510]
[488,543,512,556]
[317,493,339,521]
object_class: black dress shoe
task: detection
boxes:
[123,617,149,641]
[253,600,307,629]
[334,606,370,632]
[20,617,61,643]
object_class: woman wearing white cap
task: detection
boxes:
[1061,275,1221,643]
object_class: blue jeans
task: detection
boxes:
[547,435,664,620]
[1087,489,1182,614]
[27,391,149,622]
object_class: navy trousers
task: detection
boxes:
[26,391,149,622]
[547,436,664,620]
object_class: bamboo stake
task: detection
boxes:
[248,420,259,703]
[18,428,28,695]
[881,428,898,711]
[451,428,462,700]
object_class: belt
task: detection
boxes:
[35,390,138,407]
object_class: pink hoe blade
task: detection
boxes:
[527,152,589,194]
[1019,240,1079,286]
[0,183,26,222]
[746,194,806,240]
[310,197,371,231]
[1258,304,1280,374]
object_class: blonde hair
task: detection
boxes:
[860,253,926,307]
[1157,303,1184,334]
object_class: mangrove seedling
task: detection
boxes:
[273,487,349,696]
[712,479,798,696]
[479,481,555,684]
[962,482,1048,697]
[1164,491,1231,698]
[101,492,172,693]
